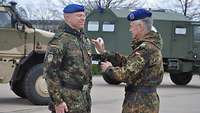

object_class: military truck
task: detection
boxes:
[86,8,200,85]
[0,1,55,105]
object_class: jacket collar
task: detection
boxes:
[131,31,162,50]
[63,24,84,38]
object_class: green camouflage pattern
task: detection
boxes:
[103,31,164,113]
[44,24,92,113]
[122,92,160,113]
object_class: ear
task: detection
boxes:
[138,22,145,32]
[64,14,68,20]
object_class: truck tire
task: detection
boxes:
[170,72,193,85]
[10,80,26,98]
[24,64,50,105]
[102,73,121,85]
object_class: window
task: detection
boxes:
[102,22,115,32]
[175,27,187,35]
[87,21,99,31]
[194,26,200,41]
[0,12,11,28]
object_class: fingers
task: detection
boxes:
[55,102,68,113]
[91,38,100,45]
[64,105,69,112]
[100,63,107,72]
[100,61,112,72]
[91,37,103,44]
[55,108,65,113]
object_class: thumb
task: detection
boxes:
[64,105,68,112]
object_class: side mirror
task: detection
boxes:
[15,22,24,31]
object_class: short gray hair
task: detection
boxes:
[135,17,153,32]
[141,17,153,32]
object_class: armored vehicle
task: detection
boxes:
[86,8,200,85]
[0,1,54,105]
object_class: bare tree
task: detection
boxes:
[152,0,200,20]
[31,0,62,20]
[175,0,199,16]
[13,0,148,20]
[58,0,146,12]
[170,0,200,20]
[14,0,63,20]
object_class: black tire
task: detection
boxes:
[102,73,121,85]
[10,80,26,98]
[24,64,50,105]
[170,72,193,85]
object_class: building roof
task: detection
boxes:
[110,8,190,21]
[30,20,63,25]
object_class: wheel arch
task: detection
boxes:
[11,50,45,83]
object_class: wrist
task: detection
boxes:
[100,49,106,54]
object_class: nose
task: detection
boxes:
[81,15,86,20]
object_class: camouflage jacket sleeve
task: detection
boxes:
[104,43,148,83]
[101,52,127,67]
[44,37,64,105]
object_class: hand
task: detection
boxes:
[101,61,113,72]
[91,37,106,54]
[55,102,68,113]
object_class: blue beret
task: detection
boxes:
[63,4,84,13]
[127,8,152,21]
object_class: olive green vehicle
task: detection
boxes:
[0,1,55,105]
[86,8,200,85]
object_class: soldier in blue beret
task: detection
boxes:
[92,8,164,113]
[63,4,85,13]
[127,8,152,21]
[44,3,92,113]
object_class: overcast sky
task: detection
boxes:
[6,0,200,20]
[10,0,162,9]
[9,0,199,8]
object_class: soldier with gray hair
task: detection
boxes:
[92,8,164,113]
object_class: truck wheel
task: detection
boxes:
[10,80,26,98]
[24,64,50,105]
[102,73,121,85]
[170,72,193,85]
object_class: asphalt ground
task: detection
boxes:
[0,74,200,113]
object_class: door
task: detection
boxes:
[192,25,200,60]
[170,22,191,59]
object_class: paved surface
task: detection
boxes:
[0,74,200,113]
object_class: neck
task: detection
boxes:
[65,21,80,32]
[134,30,149,41]
[64,24,83,38]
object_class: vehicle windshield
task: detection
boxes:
[0,12,11,28]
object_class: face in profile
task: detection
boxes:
[64,12,86,30]
[129,21,144,41]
